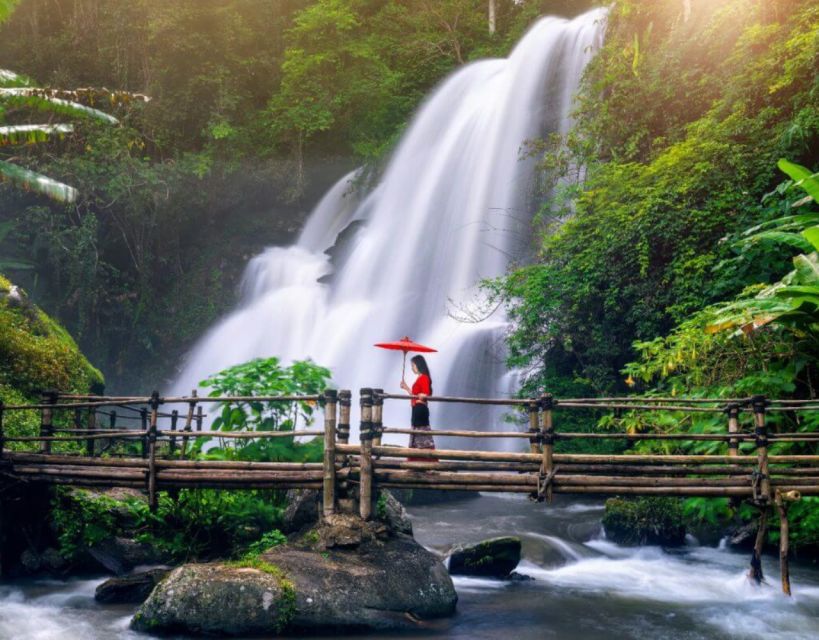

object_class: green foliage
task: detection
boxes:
[0,0,18,23]
[245,529,288,556]
[51,486,287,563]
[498,0,819,396]
[195,357,331,462]
[51,488,117,559]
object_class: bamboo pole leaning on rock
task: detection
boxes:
[147,391,160,512]
[323,389,338,517]
[359,388,374,520]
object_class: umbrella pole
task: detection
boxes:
[402,351,407,384]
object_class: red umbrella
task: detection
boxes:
[374,336,437,382]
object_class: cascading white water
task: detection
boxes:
[171,9,607,440]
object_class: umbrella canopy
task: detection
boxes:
[374,336,437,382]
[373,336,438,353]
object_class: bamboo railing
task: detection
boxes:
[1,388,818,595]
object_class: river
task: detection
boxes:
[2,493,818,640]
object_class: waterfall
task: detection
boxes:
[171,8,607,443]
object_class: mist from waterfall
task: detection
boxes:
[171,8,607,443]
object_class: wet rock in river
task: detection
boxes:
[447,536,522,578]
[131,518,456,635]
[95,568,170,604]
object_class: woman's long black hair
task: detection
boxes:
[411,355,433,395]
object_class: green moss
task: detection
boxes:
[603,497,687,547]
[0,275,103,408]
[226,555,296,632]
[300,529,320,546]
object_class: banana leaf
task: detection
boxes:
[0,123,73,146]
[0,88,119,124]
[0,159,77,203]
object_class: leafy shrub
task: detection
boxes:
[194,357,331,462]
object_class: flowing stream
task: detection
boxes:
[2,494,819,639]
[170,9,607,438]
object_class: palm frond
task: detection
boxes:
[0,159,78,203]
[0,123,74,146]
[0,88,120,124]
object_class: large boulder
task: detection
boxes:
[447,536,521,578]
[132,519,456,635]
[95,568,170,604]
[132,563,293,635]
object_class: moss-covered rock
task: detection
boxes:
[602,497,686,547]
[131,563,293,635]
[446,536,522,578]
[0,275,103,409]
[131,521,457,635]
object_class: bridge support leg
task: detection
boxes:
[359,389,374,520]
[775,493,791,596]
[749,507,767,584]
[322,389,338,518]
[147,391,160,513]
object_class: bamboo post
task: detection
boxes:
[322,389,338,517]
[196,404,203,432]
[372,388,384,449]
[774,490,791,595]
[169,410,178,457]
[726,402,740,458]
[359,388,374,520]
[147,391,160,512]
[752,395,771,503]
[140,407,148,459]
[86,407,96,456]
[337,390,351,445]
[40,390,57,453]
[73,407,82,440]
[750,507,768,584]
[528,401,540,454]
[181,389,196,459]
[540,394,555,502]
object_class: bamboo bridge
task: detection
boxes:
[2,388,819,595]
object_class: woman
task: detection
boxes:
[399,355,436,455]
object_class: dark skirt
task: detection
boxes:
[410,403,435,450]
